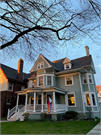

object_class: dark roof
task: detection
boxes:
[0,64,33,81]
[42,55,92,72]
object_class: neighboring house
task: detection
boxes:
[0,59,32,117]
[96,85,101,103]
[7,46,100,120]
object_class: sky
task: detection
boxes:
[1,37,101,86]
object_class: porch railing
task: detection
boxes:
[25,104,66,112]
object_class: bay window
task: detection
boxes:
[38,76,43,86]
[83,73,93,84]
[47,76,52,86]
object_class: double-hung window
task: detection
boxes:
[6,98,11,105]
[38,76,43,86]
[65,75,73,86]
[37,62,44,70]
[8,82,13,91]
[85,92,96,106]
[83,73,93,84]
[68,93,76,106]
[47,76,52,86]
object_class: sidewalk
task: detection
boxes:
[87,122,101,135]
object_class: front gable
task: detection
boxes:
[63,57,71,64]
[30,54,52,72]
[0,68,8,91]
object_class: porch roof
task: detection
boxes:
[15,86,67,94]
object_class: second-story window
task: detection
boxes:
[83,73,93,84]
[88,75,92,84]
[47,76,52,86]
[65,75,73,86]
[37,62,44,70]
[8,82,13,91]
[39,76,43,86]
[83,75,87,84]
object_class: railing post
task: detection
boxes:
[33,92,36,112]
[16,95,19,112]
[41,92,43,112]
[17,108,20,120]
[7,108,10,119]
[65,93,68,111]
[53,91,56,112]
[25,93,28,112]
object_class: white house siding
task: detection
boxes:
[56,74,84,112]
[28,80,33,88]
[0,68,8,91]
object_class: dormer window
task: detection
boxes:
[37,62,44,70]
[63,57,71,70]
[64,63,71,69]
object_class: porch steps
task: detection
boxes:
[7,112,24,121]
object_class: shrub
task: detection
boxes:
[41,113,47,120]
[77,113,87,120]
[57,114,61,121]
[66,111,78,119]
[64,113,73,120]
[23,113,30,121]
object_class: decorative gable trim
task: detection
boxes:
[30,54,51,72]
[63,57,71,64]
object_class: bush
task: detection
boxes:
[66,111,78,119]
[41,113,47,120]
[57,114,61,121]
[23,113,30,121]
[77,113,87,120]
[65,113,73,120]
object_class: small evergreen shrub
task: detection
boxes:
[66,111,78,119]
[41,113,47,120]
[65,113,73,120]
[57,114,61,121]
[23,113,30,121]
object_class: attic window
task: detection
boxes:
[64,63,71,69]
[37,62,44,69]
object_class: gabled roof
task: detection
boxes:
[52,55,92,72]
[0,64,33,82]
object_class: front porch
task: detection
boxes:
[16,87,68,113]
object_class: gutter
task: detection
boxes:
[55,65,91,75]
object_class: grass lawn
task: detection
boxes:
[1,119,100,134]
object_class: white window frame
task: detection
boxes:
[65,75,74,86]
[6,98,11,105]
[46,75,53,86]
[91,92,97,107]
[37,76,44,87]
[8,82,13,91]
[83,73,93,84]
[67,92,76,107]
[88,73,93,84]
[64,63,71,70]
[37,62,44,70]
[85,92,97,107]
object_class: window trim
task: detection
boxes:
[85,92,97,107]
[6,98,11,105]
[83,73,93,84]
[64,63,71,70]
[37,76,44,87]
[37,62,44,70]
[65,75,74,86]
[67,92,76,107]
[8,82,13,92]
[46,75,53,86]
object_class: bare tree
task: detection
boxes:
[0,0,101,60]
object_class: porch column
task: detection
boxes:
[53,91,56,112]
[25,93,28,112]
[33,92,36,112]
[65,93,68,111]
[41,92,43,112]
[16,94,19,112]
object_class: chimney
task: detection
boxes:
[17,58,23,80]
[85,46,89,56]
